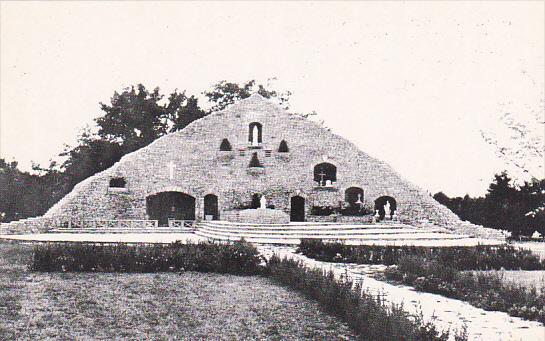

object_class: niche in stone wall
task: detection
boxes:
[313,162,336,187]
[278,140,289,152]
[109,177,126,188]
[342,187,369,216]
[374,196,397,220]
[248,152,263,168]
[248,122,263,147]
[219,138,232,151]
[108,177,128,193]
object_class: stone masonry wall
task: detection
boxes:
[1,94,502,239]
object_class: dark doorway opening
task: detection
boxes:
[204,194,219,220]
[146,191,196,226]
[290,196,305,222]
[251,193,261,209]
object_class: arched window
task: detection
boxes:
[109,177,126,188]
[278,140,289,152]
[249,152,263,168]
[313,163,336,187]
[219,138,232,151]
[248,122,263,146]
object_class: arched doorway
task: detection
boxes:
[146,191,196,226]
[290,196,305,222]
[204,194,219,220]
[374,196,397,220]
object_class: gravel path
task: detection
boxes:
[258,246,545,341]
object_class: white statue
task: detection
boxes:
[260,195,267,209]
[355,194,363,210]
[383,200,391,219]
[531,230,543,239]
[252,125,259,146]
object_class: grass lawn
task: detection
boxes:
[470,270,545,291]
[0,242,356,340]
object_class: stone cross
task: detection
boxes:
[168,161,176,180]
[318,171,326,186]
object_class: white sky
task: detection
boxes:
[1,1,543,197]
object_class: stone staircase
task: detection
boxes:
[194,221,478,245]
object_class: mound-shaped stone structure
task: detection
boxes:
[1,94,502,239]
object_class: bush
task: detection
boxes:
[31,240,264,275]
[265,256,461,341]
[383,256,545,324]
[298,240,545,270]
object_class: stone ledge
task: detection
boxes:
[108,187,129,193]
[247,167,265,175]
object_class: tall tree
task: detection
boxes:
[97,84,206,153]
[204,79,292,112]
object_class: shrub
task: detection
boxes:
[265,256,459,341]
[31,241,263,275]
[300,240,545,324]
[383,256,545,324]
[298,240,545,270]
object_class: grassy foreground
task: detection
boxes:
[0,242,356,340]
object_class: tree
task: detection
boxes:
[60,135,125,188]
[60,85,208,188]
[204,79,292,112]
[434,172,545,236]
[0,159,65,222]
[97,84,207,153]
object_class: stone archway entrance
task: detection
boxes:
[290,196,305,222]
[146,191,196,226]
[204,194,219,220]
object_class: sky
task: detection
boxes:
[1,1,543,197]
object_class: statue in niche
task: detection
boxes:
[252,125,259,146]
[383,200,391,219]
[355,193,363,210]
[260,195,267,209]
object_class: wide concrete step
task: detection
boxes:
[200,221,410,230]
[195,230,468,241]
[197,226,446,236]
[49,227,194,234]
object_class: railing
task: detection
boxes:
[66,220,159,229]
[168,220,195,228]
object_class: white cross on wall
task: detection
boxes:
[168,161,176,180]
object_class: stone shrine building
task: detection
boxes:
[38,93,474,232]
